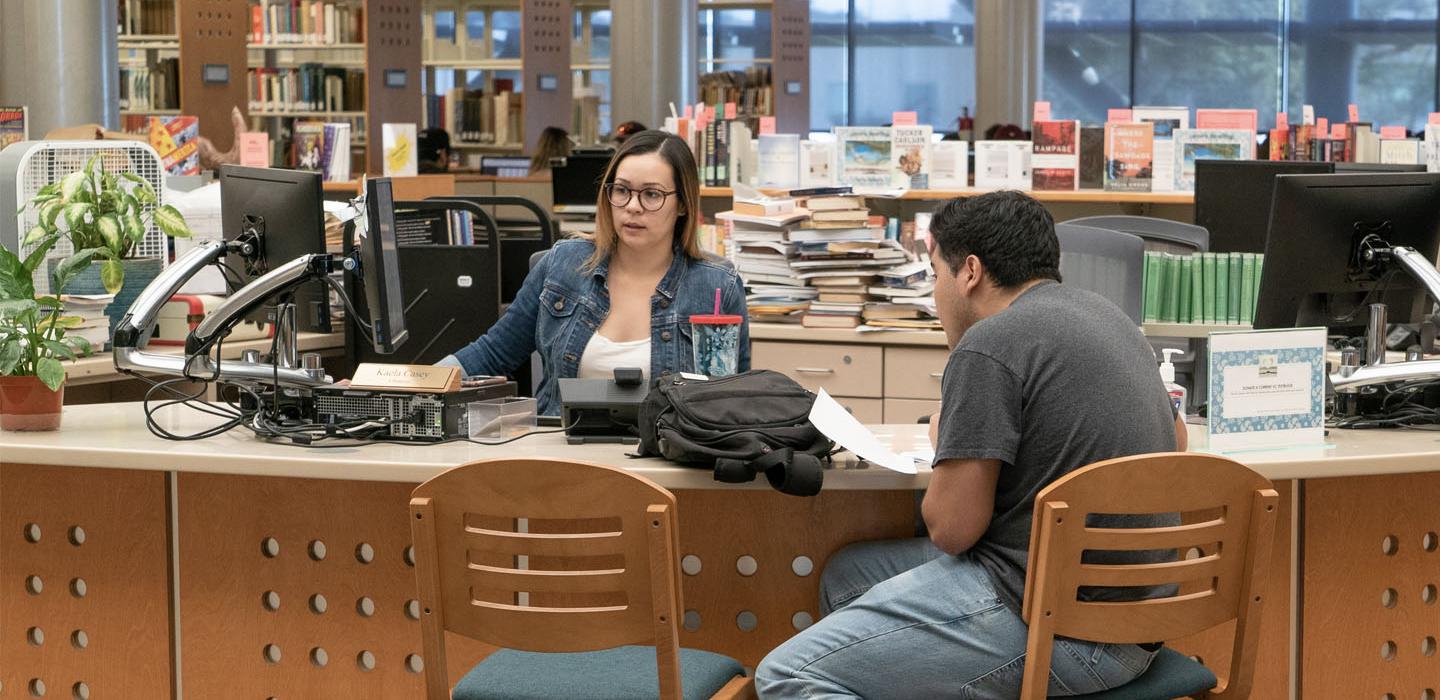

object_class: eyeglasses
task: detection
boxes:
[605,183,677,212]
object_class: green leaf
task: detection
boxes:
[64,202,94,233]
[50,248,102,295]
[63,335,93,357]
[119,171,148,186]
[100,258,124,295]
[154,204,192,238]
[97,214,123,250]
[22,225,47,247]
[35,357,64,391]
[40,199,64,229]
[45,315,84,329]
[59,170,87,202]
[35,295,63,309]
[84,153,101,176]
[0,341,22,375]
[121,193,139,216]
[134,185,157,206]
[41,340,76,361]
[0,298,38,319]
[22,233,61,275]
[0,245,34,301]
[36,182,61,198]
[124,210,145,244]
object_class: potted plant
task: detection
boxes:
[18,153,192,335]
[0,233,99,431]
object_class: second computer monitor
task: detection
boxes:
[218,165,329,331]
[551,151,613,213]
[1254,172,1440,333]
[1194,160,1334,254]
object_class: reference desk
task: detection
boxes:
[3,404,1440,699]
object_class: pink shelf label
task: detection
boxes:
[1348,104,1360,123]
[1380,125,1407,139]
[1032,101,1051,122]
[891,111,918,126]
[1107,108,1133,123]
[759,116,776,135]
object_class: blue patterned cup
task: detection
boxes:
[690,314,742,377]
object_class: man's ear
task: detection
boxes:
[962,254,985,291]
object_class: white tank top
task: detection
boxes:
[577,333,651,382]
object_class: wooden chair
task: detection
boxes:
[1019,453,1279,699]
[409,457,753,700]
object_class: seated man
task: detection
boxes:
[756,191,1186,698]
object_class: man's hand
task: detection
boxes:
[928,411,941,449]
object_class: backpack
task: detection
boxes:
[637,370,834,496]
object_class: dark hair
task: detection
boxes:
[530,126,572,174]
[613,120,647,143]
[418,128,450,163]
[929,191,1061,287]
[587,129,701,269]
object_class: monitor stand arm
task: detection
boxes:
[1331,245,1440,391]
[110,240,338,388]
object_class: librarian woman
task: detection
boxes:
[436,130,751,415]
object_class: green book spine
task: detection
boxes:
[1253,253,1265,320]
[1189,253,1204,325]
[1178,255,1193,324]
[1164,253,1182,323]
[1200,253,1214,324]
[1228,251,1243,324]
[1142,252,1161,324]
[1240,253,1257,326]
[1215,253,1230,325]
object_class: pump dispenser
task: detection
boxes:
[1159,348,1187,415]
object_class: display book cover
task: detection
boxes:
[835,126,894,188]
[1031,120,1079,191]
[1171,129,1254,192]
[148,116,200,177]
[0,106,26,152]
[890,125,932,189]
[1103,122,1154,192]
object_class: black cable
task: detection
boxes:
[321,274,375,343]
[251,427,569,449]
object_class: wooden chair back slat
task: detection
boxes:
[1076,554,1224,589]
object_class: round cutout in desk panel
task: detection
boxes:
[260,537,280,558]
[1424,585,1437,605]
[1426,532,1438,552]
[683,610,701,631]
[1425,636,1437,657]
[1381,640,1397,661]
[355,542,375,564]
[71,681,89,700]
[736,555,758,577]
[791,612,814,631]
[404,599,421,621]
[405,654,424,673]
[310,647,328,668]
[28,678,44,697]
[23,523,40,543]
[404,545,415,567]
[263,643,282,664]
[261,591,280,611]
[791,556,814,577]
[27,627,43,646]
[1383,535,1399,556]
[356,597,376,617]
[681,555,702,576]
[25,575,42,595]
[1424,689,1436,700]
[309,594,328,615]
[308,540,327,561]
[357,650,376,671]
[1383,588,1398,608]
[69,578,86,599]
[68,526,85,546]
[70,630,88,650]
[736,611,758,632]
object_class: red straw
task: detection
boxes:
[713,288,721,315]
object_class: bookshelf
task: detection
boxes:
[695,0,808,135]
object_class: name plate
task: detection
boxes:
[1207,327,1327,451]
[350,363,462,393]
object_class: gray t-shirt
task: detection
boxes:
[934,280,1177,613]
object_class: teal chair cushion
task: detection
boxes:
[452,645,746,700]
[1061,647,1218,700]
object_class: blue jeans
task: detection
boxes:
[755,538,1158,699]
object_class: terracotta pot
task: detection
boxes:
[0,375,65,431]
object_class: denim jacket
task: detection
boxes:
[448,239,751,415]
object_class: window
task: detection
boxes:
[1043,0,1440,131]
[465,11,485,49]
[808,0,977,131]
[491,10,522,60]
[699,8,773,73]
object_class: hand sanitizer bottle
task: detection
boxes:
[1159,348,1187,415]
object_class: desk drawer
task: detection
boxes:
[884,398,940,425]
[752,342,883,398]
[884,347,950,400]
[834,397,884,425]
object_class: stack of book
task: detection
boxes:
[249,0,365,45]
[862,262,939,330]
[249,64,365,114]
[788,192,894,329]
[60,294,115,353]
[428,85,525,146]
[1142,251,1265,326]
[717,197,813,323]
[291,121,352,181]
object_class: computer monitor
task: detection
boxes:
[550,151,613,212]
[1254,172,1440,334]
[1335,162,1428,173]
[1194,160,1334,254]
[218,165,330,331]
[480,156,532,178]
[359,177,409,354]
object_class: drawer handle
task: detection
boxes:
[929,372,944,378]
[795,367,835,375]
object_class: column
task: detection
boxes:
[611,0,697,131]
[974,0,1043,132]
[1,0,119,137]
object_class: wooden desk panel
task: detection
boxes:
[0,464,172,700]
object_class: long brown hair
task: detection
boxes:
[587,130,702,269]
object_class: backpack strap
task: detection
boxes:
[762,450,824,497]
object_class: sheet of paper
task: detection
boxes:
[808,389,918,474]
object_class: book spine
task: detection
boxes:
[1163,253,1181,324]
[1142,252,1160,324]
[1240,252,1257,326]
[1203,252,1217,325]
[1227,251,1243,324]
[1178,254,1193,324]
[1188,253,1204,326]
